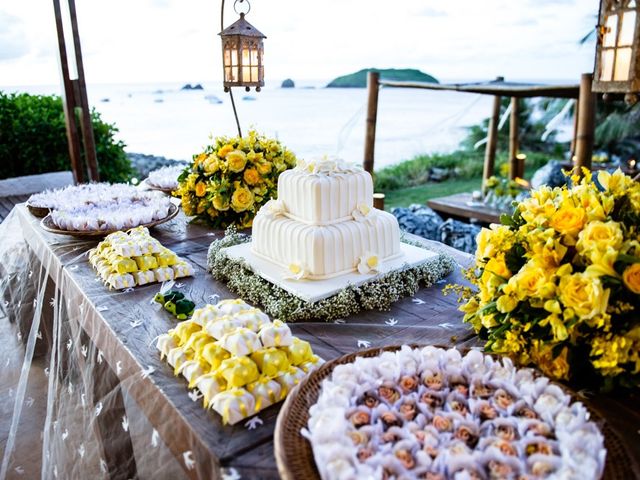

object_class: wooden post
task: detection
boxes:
[575,73,595,175]
[53,0,99,183]
[508,97,519,180]
[570,99,579,161]
[363,71,380,175]
[482,78,503,191]
[373,193,385,211]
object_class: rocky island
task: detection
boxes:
[327,68,438,88]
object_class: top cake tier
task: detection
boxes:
[277,162,373,225]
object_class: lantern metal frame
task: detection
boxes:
[593,0,640,94]
[219,0,266,93]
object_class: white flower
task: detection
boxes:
[258,199,286,219]
[357,252,379,274]
[284,262,309,280]
[352,203,377,225]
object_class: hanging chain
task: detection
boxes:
[220,0,243,137]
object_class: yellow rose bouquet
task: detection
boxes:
[453,169,640,389]
[175,130,297,228]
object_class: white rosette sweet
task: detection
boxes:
[259,320,293,347]
[156,334,177,360]
[210,388,256,425]
[194,372,227,408]
[218,328,262,357]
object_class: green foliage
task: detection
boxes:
[460,97,567,156]
[327,68,438,88]
[374,150,550,192]
[0,91,133,182]
[594,100,640,159]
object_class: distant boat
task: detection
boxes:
[205,95,223,104]
[154,98,164,103]
[100,98,110,102]
[242,96,256,101]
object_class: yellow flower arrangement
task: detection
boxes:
[453,169,640,389]
[175,130,297,228]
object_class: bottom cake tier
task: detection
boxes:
[251,210,401,279]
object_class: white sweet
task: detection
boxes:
[259,320,293,347]
[154,267,174,282]
[210,388,256,425]
[156,334,177,359]
[218,328,262,357]
[146,164,187,190]
[307,347,606,480]
[135,270,156,285]
[195,373,227,408]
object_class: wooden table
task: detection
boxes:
[428,192,503,224]
[13,204,640,479]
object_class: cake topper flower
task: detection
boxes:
[297,155,361,175]
[357,252,380,275]
[285,262,309,280]
[258,199,286,219]
[352,203,377,225]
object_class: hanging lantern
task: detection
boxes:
[593,0,639,98]
[219,0,266,92]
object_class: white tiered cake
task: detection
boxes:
[251,158,402,280]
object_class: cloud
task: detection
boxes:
[0,11,28,61]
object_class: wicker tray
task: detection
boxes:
[26,202,51,218]
[144,178,177,195]
[274,344,635,480]
[39,203,179,238]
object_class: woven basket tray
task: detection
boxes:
[274,344,636,480]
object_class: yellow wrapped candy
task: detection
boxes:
[219,356,259,388]
[179,359,209,388]
[183,331,214,354]
[285,337,314,366]
[167,347,192,375]
[210,388,255,425]
[195,372,227,408]
[259,320,293,348]
[113,257,138,274]
[155,249,178,267]
[246,376,284,411]
[275,366,306,392]
[133,255,158,271]
[170,320,202,346]
[251,348,291,377]
[199,342,231,370]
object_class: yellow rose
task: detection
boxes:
[217,144,234,158]
[558,272,609,320]
[550,205,586,240]
[227,150,247,172]
[576,220,623,255]
[505,263,554,300]
[204,156,220,174]
[193,152,207,168]
[531,341,570,381]
[243,168,261,186]
[195,181,207,197]
[212,194,230,212]
[256,161,272,175]
[622,263,640,294]
[231,185,254,212]
[181,196,194,216]
[496,294,518,313]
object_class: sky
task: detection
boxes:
[0,0,599,87]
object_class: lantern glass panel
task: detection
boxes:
[242,48,250,65]
[250,49,258,64]
[224,49,231,66]
[603,14,618,47]
[619,10,636,46]
[601,49,615,81]
[614,47,632,80]
[231,49,238,66]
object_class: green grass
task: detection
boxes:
[382,177,482,209]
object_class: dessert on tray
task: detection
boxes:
[251,157,401,280]
[28,183,173,231]
[146,164,187,191]
[306,346,606,480]
[156,299,322,425]
[88,227,194,289]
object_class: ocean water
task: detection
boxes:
[5,81,571,169]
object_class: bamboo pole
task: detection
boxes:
[363,71,380,174]
[575,73,595,175]
[508,97,519,180]
[570,99,579,161]
[482,78,503,192]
